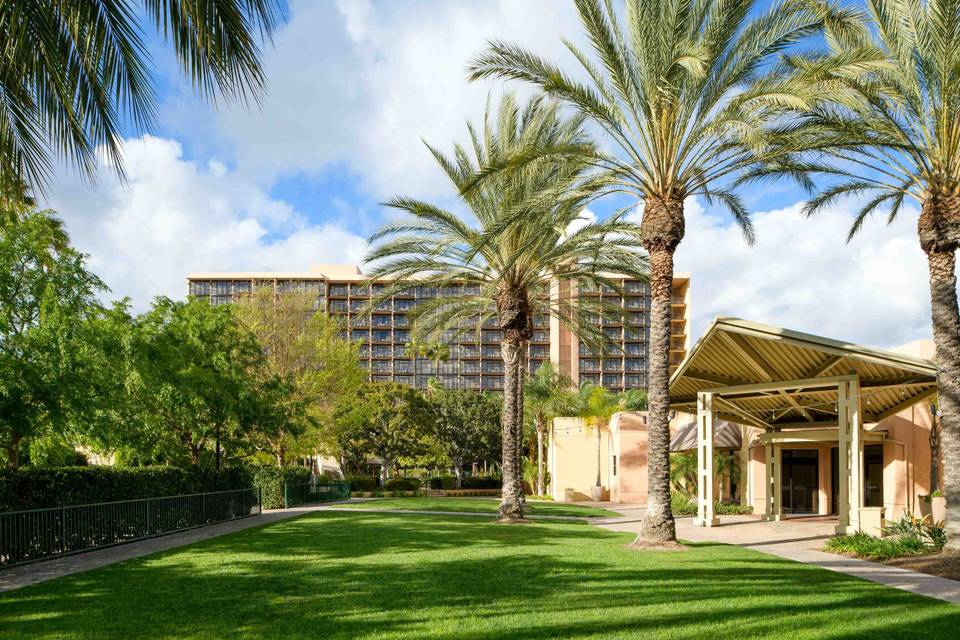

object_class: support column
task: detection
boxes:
[848,378,863,533]
[764,442,774,520]
[773,445,783,520]
[836,381,850,534]
[696,392,718,527]
[740,425,751,508]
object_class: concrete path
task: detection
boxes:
[0,503,337,594]
[589,503,960,606]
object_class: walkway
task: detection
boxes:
[0,503,333,594]
[589,503,960,606]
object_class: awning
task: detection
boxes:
[670,420,742,452]
[669,318,938,429]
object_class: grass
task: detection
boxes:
[339,497,622,518]
[2,512,959,639]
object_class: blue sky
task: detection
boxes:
[41,0,936,351]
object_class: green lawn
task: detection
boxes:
[2,512,958,639]
[340,497,622,518]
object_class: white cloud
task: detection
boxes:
[211,0,583,199]
[671,198,934,349]
[43,135,366,310]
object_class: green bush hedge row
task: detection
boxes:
[383,477,421,492]
[461,476,500,489]
[0,466,253,512]
[670,491,753,516]
[252,466,312,510]
[345,474,378,492]
[824,531,931,560]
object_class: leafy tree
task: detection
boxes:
[578,383,620,490]
[125,297,263,467]
[0,0,283,192]
[754,0,960,549]
[524,362,577,495]
[619,389,648,412]
[0,208,106,467]
[235,288,365,465]
[426,382,502,488]
[332,383,434,486]
[365,94,647,521]
[468,0,836,542]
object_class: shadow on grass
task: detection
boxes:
[2,512,958,640]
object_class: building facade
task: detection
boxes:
[186,264,691,393]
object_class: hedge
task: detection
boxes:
[0,466,252,512]
[461,476,500,489]
[252,466,312,510]
[428,476,458,490]
[345,474,378,492]
[383,477,421,492]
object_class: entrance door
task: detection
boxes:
[781,449,819,514]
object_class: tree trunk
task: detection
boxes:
[515,348,527,505]
[536,419,545,496]
[638,195,683,544]
[4,435,20,469]
[454,457,464,488]
[925,247,960,548]
[499,337,525,520]
[596,427,602,487]
[379,456,389,487]
[931,408,942,494]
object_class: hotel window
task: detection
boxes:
[374,300,392,312]
[358,345,369,357]
[625,343,644,356]
[580,359,600,372]
[351,330,368,342]
[372,345,392,357]
[462,345,481,358]
[394,361,413,373]
[624,280,646,294]
[372,330,392,342]
[481,376,503,390]
[190,281,210,296]
[530,345,548,358]
[215,281,230,295]
[625,374,645,388]
[532,330,549,342]
[603,374,622,387]
[481,361,503,373]
[462,361,480,374]
[393,315,409,327]
[625,328,646,341]
[482,331,502,343]
[351,284,370,296]
[628,313,644,326]
[329,300,348,313]
[395,299,415,311]
[416,286,437,298]
[625,297,644,309]
[350,316,368,327]
[603,327,622,340]
[464,285,481,296]
[440,375,457,388]
[440,285,461,297]
[372,315,391,327]
[329,284,348,297]
[349,300,366,312]
[481,346,499,358]
[394,330,409,343]
[394,346,409,357]
[580,374,600,386]
[462,377,480,389]
[371,360,391,373]
[603,360,622,372]
[394,375,413,386]
[625,358,644,372]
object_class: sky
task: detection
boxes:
[41,0,935,350]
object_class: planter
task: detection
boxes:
[930,496,946,524]
[919,496,946,523]
[589,485,608,501]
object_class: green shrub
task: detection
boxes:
[0,466,252,512]
[671,491,696,516]
[825,531,930,560]
[461,476,500,489]
[383,477,420,492]
[428,476,457,490]
[346,474,378,492]
[883,512,946,549]
[251,466,312,510]
[670,491,752,516]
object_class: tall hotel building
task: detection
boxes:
[187,264,691,393]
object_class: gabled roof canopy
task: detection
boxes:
[669,318,938,430]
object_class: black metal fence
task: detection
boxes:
[0,488,261,568]
[283,481,350,508]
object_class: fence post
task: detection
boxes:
[61,505,66,555]
[258,487,262,514]
[145,498,150,538]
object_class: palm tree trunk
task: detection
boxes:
[925,247,960,549]
[515,349,527,505]
[499,337,525,520]
[638,196,682,544]
[536,418,545,496]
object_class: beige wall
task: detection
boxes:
[549,412,649,504]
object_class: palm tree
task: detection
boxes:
[750,0,960,549]
[406,340,451,384]
[578,382,620,498]
[468,0,836,541]
[0,0,283,193]
[365,94,648,521]
[524,361,577,495]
